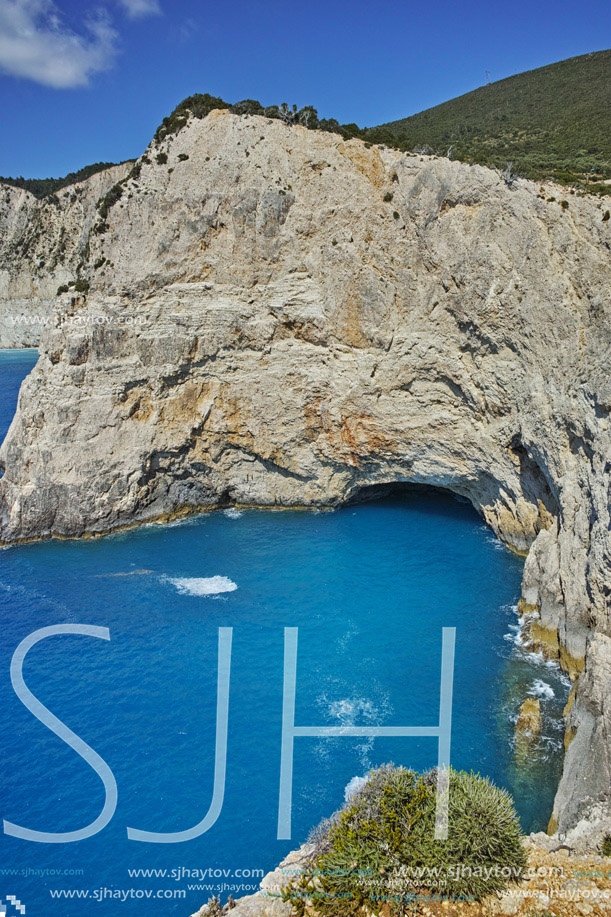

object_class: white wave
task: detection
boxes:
[223,508,243,519]
[327,698,381,766]
[529,679,555,700]
[344,775,369,802]
[486,537,506,552]
[166,576,238,596]
[328,698,378,726]
[312,689,393,768]
[504,622,526,646]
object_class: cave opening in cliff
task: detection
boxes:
[347,481,477,515]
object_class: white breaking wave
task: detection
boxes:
[313,690,393,769]
[166,576,238,596]
[223,508,243,519]
[344,775,369,802]
[529,679,555,700]
[328,697,378,728]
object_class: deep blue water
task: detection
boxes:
[0,350,568,916]
[0,349,38,445]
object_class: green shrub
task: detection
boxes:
[602,834,611,856]
[56,284,69,295]
[156,152,168,165]
[73,279,90,294]
[284,765,526,916]
[178,153,189,161]
[232,99,264,117]
[560,200,569,209]
[383,191,393,202]
[154,93,229,142]
[393,210,400,219]
[97,182,124,223]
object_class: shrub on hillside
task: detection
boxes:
[154,93,229,142]
[97,182,124,222]
[284,765,526,916]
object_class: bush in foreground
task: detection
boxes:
[284,765,526,916]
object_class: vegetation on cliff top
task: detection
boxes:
[2,51,609,197]
[0,161,132,200]
[283,765,526,916]
[378,50,611,186]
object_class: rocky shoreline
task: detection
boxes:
[190,837,611,917]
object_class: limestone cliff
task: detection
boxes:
[0,109,609,838]
[0,163,131,347]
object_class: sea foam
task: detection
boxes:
[344,775,369,802]
[166,575,238,596]
[529,679,555,699]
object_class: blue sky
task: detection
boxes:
[0,0,608,178]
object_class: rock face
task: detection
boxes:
[0,163,131,347]
[0,109,610,837]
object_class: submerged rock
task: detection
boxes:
[515,697,542,739]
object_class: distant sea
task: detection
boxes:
[0,350,569,915]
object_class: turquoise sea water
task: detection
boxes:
[0,350,569,915]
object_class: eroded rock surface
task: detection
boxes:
[0,163,131,347]
[0,110,609,835]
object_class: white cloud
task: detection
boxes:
[0,0,118,88]
[116,0,160,18]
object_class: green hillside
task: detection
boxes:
[377,50,611,186]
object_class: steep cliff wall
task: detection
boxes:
[0,110,609,837]
[0,163,131,347]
